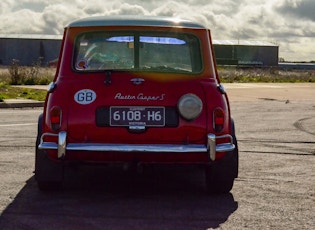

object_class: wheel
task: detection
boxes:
[35,147,63,191]
[205,119,239,194]
[205,160,236,194]
[35,114,64,191]
[37,181,63,191]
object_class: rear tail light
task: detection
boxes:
[50,106,62,130]
[213,108,224,133]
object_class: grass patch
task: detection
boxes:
[0,84,47,101]
[218,67,315,83]
[0,65,52,101]
[1,64,54,85]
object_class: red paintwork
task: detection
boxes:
[42,19,232,164]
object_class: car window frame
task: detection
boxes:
[72,30,204,75]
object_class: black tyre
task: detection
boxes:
[35,114,64,191]
[205,119,239,194]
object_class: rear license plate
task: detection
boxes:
[110,106,165,127]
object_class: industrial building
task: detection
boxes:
[213,40,279,66]
[0,35,279,67]
[0,34,62,66]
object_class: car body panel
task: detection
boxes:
[39,16,234,164]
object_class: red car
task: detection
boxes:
[35,16,238,193]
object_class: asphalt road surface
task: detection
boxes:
[0,83,314,229]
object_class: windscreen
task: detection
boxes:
[74,31,202,73]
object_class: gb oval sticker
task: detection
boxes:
[74,89,96,105]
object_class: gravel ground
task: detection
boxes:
[0,83,314,229]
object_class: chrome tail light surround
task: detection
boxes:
[50,106,62,131]
[213,107,225,133]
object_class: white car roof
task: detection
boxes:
[67,15,206,29]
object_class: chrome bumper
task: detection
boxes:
[38,131,235,161]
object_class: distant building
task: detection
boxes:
[0,35,279,67]
[213,40,279,67]
[0,34,62,66]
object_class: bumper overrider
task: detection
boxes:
[38,132,235,161]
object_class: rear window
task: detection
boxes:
[73,31,202,73]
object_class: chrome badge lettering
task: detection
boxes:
[115,93,165,101]
[137,93,165,101]
[114,93,136,100]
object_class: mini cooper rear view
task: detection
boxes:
[35,16,238,194]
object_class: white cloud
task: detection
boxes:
[0,0,314,61]
[0,9,44,34]
[275,0,315,21]
[107,3,150,16]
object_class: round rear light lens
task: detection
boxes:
[177,94,203,120]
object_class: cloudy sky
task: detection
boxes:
[0,0,314,61]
